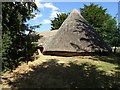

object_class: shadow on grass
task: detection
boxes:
[10,59,120,89]
[92,53,120,72]
[93,53,120,65]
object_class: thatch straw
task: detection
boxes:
[36,30,58,47]
[43,9,112,56]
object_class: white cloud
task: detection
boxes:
[43,3,60,18]
[35,0,44,9]
[50,11,61,18]
[34,14,42,19]
[43,3,59,11]
[34,1,62,20]
[42,19,51,24]
[30,13,42,21]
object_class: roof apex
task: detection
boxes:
[71,9,79,14]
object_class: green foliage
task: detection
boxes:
[2,31,12,71]
[51,13,69,30]
[80,3,118,47]
[80,4,109,29]
[2,2,40,72]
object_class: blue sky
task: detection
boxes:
[26,1,119,32]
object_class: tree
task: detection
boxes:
[2,2,40,72]
[111,27,120,52]
[80,3,117,47]
[51,13,69,30]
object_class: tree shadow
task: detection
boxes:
[93,53,120,75]
[93,53,120,65]
[9,59,120,89]
[73,18,112,52]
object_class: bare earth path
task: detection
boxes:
[1,54,120,89]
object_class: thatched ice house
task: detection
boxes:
[36,9,111,56]
[40,9,111,56]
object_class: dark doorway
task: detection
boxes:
[40,47,44,53]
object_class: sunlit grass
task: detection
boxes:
[35,54,120,75]
[2,53,120,88]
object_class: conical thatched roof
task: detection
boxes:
[43,9,112,56]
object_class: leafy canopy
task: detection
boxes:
[80,3,118,47]
[51,13,69,30]
[2,2,40,72]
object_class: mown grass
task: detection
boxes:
[2,53,120,89]
[93,53,120,73]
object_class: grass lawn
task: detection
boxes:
[1,53,120,89]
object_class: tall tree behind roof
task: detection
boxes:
[80,3,117,47]
[51,13,69,30]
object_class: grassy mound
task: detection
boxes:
[1,54,120,89]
